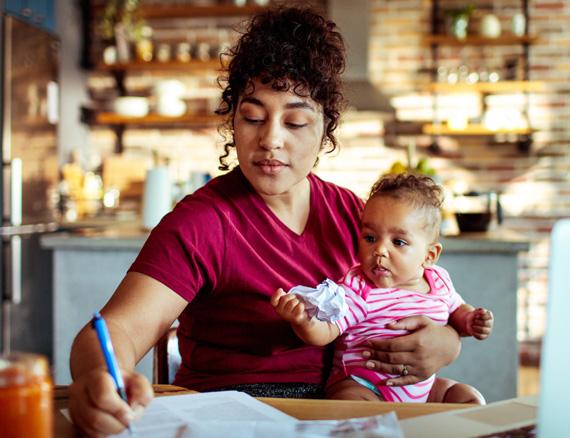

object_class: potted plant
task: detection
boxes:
[98,0,146,62]
[445,4,475,40]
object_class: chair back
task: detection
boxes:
[153,327,181,384]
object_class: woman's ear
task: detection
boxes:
[423,242,442,267]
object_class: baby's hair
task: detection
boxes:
[216,5,346,170]
[369,173,443,238]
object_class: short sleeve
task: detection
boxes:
[129,196,225,302]
[428,265,465,313]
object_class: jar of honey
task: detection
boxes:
[0,353,53,438]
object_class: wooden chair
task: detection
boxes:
[152,327,181,384]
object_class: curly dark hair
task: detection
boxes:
[215,5,346,170]
[369,173,444,237]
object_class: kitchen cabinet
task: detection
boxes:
[4,0,55,33]
[424,0,543,152]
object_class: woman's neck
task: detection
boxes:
[260,178,311,235]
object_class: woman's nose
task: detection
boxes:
[259,120,284,150]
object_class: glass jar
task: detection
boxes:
[0,353,53,438]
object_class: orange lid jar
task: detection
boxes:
[0,353,53,438]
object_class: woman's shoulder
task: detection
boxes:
[309,173,364,209]
[160,172,238,228]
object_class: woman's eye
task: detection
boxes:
[286,122,308,129]
[244,117,263,124]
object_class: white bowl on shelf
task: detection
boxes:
[113,97,149,117]
[156,98,187,117]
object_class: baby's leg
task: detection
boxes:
[326,378,384,401]
[428,377,486,405]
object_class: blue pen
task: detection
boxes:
[91,312,134,434]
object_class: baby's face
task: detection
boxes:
[357,196,440,290]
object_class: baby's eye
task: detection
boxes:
[363,234,375,243]
[393,239,407,247]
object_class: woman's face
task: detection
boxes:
[233,79,325,199]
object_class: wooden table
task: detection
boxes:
[55,385,470,436]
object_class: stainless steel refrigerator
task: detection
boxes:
[0,14,60,360]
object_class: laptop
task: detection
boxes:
[400,219,570,438]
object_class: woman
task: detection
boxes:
[69,6,460,436]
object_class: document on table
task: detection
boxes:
[63,390,404,437]
[111,391,295,437]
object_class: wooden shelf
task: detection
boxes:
[94,112,222,127]
[92,4,267,19]
[95,59,224,73]
[141,4,267,19]
[426,81,545,93]
[423,124,532,136]
[423,34,540,46]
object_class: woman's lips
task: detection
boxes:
[255,159,287,175]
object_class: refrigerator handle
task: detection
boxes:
[11,158,23,226]
[4,235,22,305]
[3,158,23,226]
[1,235,22,355]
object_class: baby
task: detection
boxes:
[272,173,494,403]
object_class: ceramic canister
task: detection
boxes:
[142,166,172,230]
[480,14,502,38]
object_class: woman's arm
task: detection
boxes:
[69,272,188,437]
[362,316,461,386]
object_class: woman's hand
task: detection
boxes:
[68,367,153,437]
[362,316,461,386]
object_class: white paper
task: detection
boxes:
[289,279,348,322]
[111,391,296,437]
[62,390,404,437]
[178,412,404,437]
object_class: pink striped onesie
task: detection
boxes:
[328,264,464,403]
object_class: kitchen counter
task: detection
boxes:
[41,224,529,252]
[42,224,529,402]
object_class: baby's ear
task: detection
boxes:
[423,242,442,267]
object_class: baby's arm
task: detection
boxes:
[271,288,339,346]
[449,304,494,340]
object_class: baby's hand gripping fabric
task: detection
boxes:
[288,279,348,322]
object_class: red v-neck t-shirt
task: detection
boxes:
[129,167,364,391]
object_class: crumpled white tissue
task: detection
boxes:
[288,279,348,322]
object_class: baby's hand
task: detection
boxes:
[270,288,311,326]
[467,308,494,340]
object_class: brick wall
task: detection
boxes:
[368,0,570,341]
[88,0,569,342]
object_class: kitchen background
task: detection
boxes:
[53,0,570,362]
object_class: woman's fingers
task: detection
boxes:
[86,372,134,426]
[69,369,154,437]
[385,315,433,332]
[363,319,460,385]
[125,373,154,420]
[69,370,132,437]
[385,375,421,386]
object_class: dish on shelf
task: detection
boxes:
[113,97,149,117]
